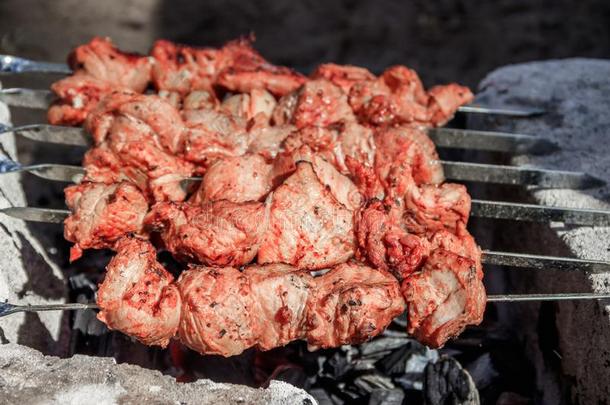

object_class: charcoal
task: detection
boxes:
[376,344,410,375]
[360,337,411,358]
[368,388,405,405]
[353,373,395,394]
[309,388,334,405]
[465,353,498,390]
[273,365,309,388]
[423,357,479,405]
[323,351,352,379]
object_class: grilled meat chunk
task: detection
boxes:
[355,200,430,280]
[152,38,305,97]
[306,262,405,350]
[310,63,376,93]
[348,65,473,127]
[401,248,485,348]
[49,37,152,126]
[193,154,273,203]
[145,200,269,267]
[64,182,148,261]
[176,266,260,357]
[273,79,355,127]
[280,122,375,175]
[83,92,194,201]
[244,264,314,351]
[374,126,444,186]
[182,109,249,167]
[403,182,471,236]
[258,161,357,269]
[97,237,181,347]
[98,239,402,356]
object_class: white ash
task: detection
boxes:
[0,82,68,354]
[472,58,610,404]
[0,343,316,405]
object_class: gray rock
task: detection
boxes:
[0,343,317,405]
[0,85,68,355]
[472,58,610,405]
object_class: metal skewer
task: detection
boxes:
[0,123,91,146]
[457,104,546,117]
[428,127,559,155]
[487,293,610,302]
[0,55,72,75]
[1,206,609,272]
[442,161,605,189]
[1,123,558,155]
[2,184,609,227]
[2,158,602,190]
[2,292,609,319]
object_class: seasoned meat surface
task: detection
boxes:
[56,37,483,352]
[401,248,485,348]
[83,92,194,202]
[64,181,148,261]
[244,264,314,351]
[97,237,181,347]
[258,161,356,269]
[306,262,405,350]
[193,154,273,203]
[49,37,152,126]
[176,266,260,357]
[145,200,269,267]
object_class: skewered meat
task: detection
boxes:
[355,200,430,280]
[53,37,484,351]
[99,238,403,355]
[221,89,277,123]
[97,237,181,347]
[272,79,356,127]
[49,37,153,126]
[83,92,194,201]
[401,248,485,348]
[279,122,375,175]
[64,181,148,261]
[258,161,357,269]
[305,262,406,350]
[193,154,273,204]
[374,126,444,186]
[145,199,269,267]
[348,65,473,127]
[152,38,305,98]
[182,109,250,167]
[402,181,471,236]
[310,63,376,93]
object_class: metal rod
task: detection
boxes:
[0,55,72,75]
[429,127,559,155]
[458,104,546,117]
[0,123,90,146]
[442,161,605,189]
[0,88,56,109]
[487,293,610,302]
[0,159,85,183]
[481,250,610,273]
[0,88,546,121]
[0,302,97,318]
[6,160,602,190]
[0,207,70,223]
[3,293,609,318]
[1,122,560,156]
[471,199,610,226]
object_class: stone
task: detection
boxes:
[0,85,69,355]
[471,58,610,405]
[0,343,317,404]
